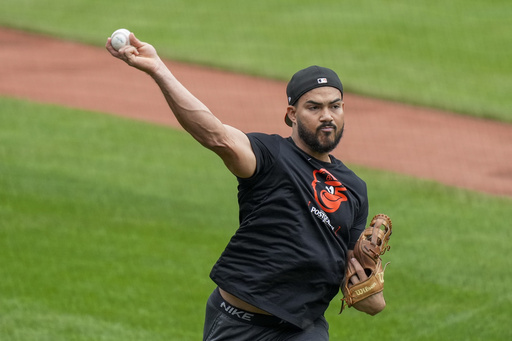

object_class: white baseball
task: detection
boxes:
[110,29,131,51]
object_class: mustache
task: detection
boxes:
[317,123,337,131]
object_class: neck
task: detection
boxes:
[290,135,332,163]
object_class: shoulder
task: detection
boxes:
[246,133,289,156]
[247,132,285,144]
[331,157,366,184]
[238,133,290,182]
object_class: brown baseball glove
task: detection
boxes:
[340,214,392,312]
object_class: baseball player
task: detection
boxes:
[107,33,387,341]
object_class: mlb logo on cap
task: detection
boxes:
[317,78,328,84]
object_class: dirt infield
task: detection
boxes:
[1,27,511,197]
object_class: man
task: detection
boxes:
[106,33,385,341]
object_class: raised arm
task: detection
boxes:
[106,33,256,178]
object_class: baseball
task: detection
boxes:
[110,29,131,51]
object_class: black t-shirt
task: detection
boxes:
[210,133,368,329]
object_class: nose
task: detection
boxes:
[319,107,334,122]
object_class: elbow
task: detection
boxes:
[198,132,235,156]
[201,137,230,154]
[192,127,230,152]
[193,133,225,151]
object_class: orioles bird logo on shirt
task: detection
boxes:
[311,168,348,213]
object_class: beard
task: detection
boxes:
[297,119,344,154]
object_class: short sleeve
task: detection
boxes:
[348,182,368,249]
[240,133,282,181]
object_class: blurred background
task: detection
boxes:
[0,1,510,340]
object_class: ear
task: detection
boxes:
[286,105,297,125]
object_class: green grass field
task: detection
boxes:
[0,0,511,122]
[1,98,511,340]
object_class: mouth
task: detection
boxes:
[318,124,336,133]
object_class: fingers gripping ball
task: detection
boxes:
[340,214,392,312]
[110,29,131,51]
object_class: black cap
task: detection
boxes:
[285,66,343,126]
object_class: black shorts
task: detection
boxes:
[203,288,329,341]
